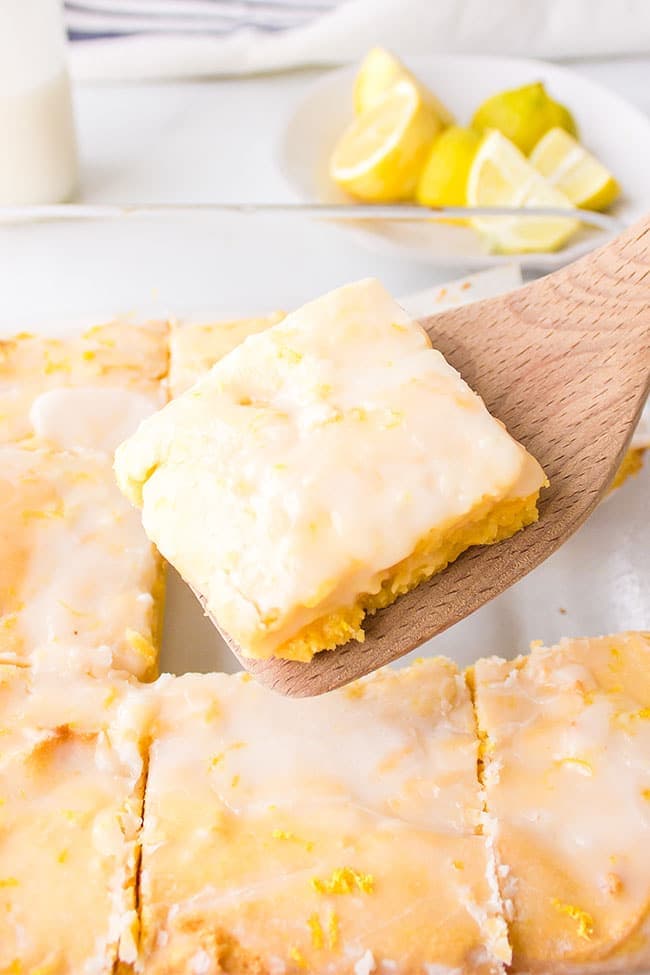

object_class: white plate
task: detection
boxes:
[279,54,650,269]
[0,208,647,678]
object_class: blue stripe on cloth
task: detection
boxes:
[65,0,342,38]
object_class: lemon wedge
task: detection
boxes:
[354,47,454,127]
[416,126,481,207]
[472,82,577,156]
[330,80,441,202]
[530,127,620,211]
[467,130,580,253]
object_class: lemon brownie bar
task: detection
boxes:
[138,658,511,973]
[116,278,547,662]
[0,443,163,678]
[0,318,168,450]
[472,631,650,974]
[0,666,149,974]
[169,311,285,397]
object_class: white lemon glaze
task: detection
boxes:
[30,385,160,453]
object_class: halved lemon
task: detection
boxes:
[354,47,455,127]
[416,126,481,207]
[330,80,441,202]
[467,130,580,254]
[530,127,620,211]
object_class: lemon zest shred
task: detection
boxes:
[272,829,296,841]
[272,828,313,853]
[288,946,307,968]
[308,913,324,950]
[125,629,157,664]
[203,701,221,722]
[208,740,247,770]
[311,866,375,896]
[609,646,623,672]
[551,898,593,940]
[350,407,368,422]
[327,911,340,949]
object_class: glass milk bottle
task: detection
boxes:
[0,0,78,204]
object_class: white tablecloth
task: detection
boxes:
[68,0,650,80]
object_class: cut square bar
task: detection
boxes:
[117,279,546,662]
[0,666,149,974]
[138,658,510,973]
[472,631,650,974]
[0,443,164,678]
[0,319,168,450]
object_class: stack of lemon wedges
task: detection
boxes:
[329,48,620,254]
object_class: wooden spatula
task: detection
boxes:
[217,215,650,696]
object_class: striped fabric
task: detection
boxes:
[65,0,343,40]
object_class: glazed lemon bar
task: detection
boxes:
[0,443,163,678]
[169,311,285,396]
[0,318,168,450]
[0,665,149,974]
[472,631,650,974]
[116,278,547,662]
[138,658,511,973]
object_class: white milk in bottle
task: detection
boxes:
[0,0,78,204]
